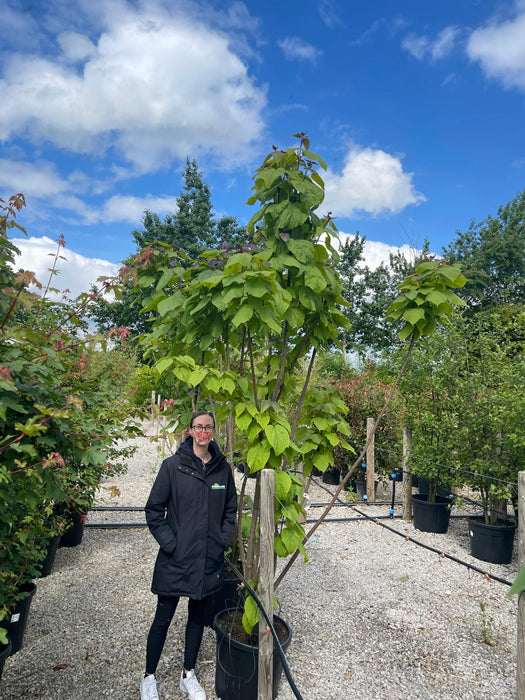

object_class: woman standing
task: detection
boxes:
[140,411,237,700]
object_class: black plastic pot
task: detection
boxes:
[7,581,37,655]
[204,575,242,628]
[214,609,292,700]
[36,534,61,577]
[59,509,85,548]
[0,637,12,680]
[412,493,452,533]
[468,516,516,565]
[416,478,453,499]
[354,478,379,500]
[322,468,340,485]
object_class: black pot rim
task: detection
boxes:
[412,493,454,505]
[213,608,292,652]
[468,515,517,530]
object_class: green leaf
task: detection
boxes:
[287,239,315,263]
[245,277,269,298]
[281,524,303,553]
[231,304,254,327]
[402,307,426,325]
[304,266,327,294]
[155,358,173,375]
[265,424,289,455]
[247,442,270,472]
[508,566,525,596]
[242,594,259,634]
[275,470,292,501]
[277,204,308,230]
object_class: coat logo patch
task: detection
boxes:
[211,483,226,490]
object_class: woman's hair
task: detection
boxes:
[189,410,215,428]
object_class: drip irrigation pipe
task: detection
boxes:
[350,505,514,587]
[91,506,144,511]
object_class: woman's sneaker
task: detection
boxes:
[140,674,159,700]
[179,669,206,700]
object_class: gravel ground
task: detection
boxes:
[1,426,520,699]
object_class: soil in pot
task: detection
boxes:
[8,581,37,655]
[214,608,292,700]
[468,516,516,565]
[412,493,452,533]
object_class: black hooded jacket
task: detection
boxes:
[145,436,237,599]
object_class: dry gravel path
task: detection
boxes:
[0,429,519,699]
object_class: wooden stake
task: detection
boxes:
[366,417,375,502]
[402,426,412,521]
[518,471,525,700]
[258,469,274,700]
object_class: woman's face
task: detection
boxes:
[190,419,215,448]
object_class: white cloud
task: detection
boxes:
[323,146,426,218]
[0,157,177,226]
[278,37,322,63]
[0,6,267,170]
[0,159,70,197]
[355,238,421,270]
[98,195,178,224]
[467,10,525,90]
[11,236,120,298]
[402,26,460,62]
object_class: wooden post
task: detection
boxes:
[402,427,412,521]
[518,471,525,700]
[366,417,375,502]
[258,469,275,700]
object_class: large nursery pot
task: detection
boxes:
[468,516,516,565]
[322,467,340,486]
[36,534,61,578]
[204,572,243,628]
[0,637,12,681]
[353,478,379,501]
[214,608,292,700]
[416,478,453,499]
[7,581,37,655]
[59,508,86,548]
[412,493,452,534]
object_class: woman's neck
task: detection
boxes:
[193,443,210,462]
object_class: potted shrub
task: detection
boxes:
[399,319,466,532]
[0,194,139,647]
[331,362,404,497]
[451,308,524,564]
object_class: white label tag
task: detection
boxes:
[10,613,20,623]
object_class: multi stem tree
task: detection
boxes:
[133,135,467,633]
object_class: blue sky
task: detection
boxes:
[1,0,524,296]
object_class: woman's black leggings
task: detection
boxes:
[145,595,210,674]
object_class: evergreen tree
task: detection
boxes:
[337,234,430,356]
[442,189,525,310]
[88,159,248,338]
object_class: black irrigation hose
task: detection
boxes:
[350,505,514,587]
[86,522,147,528]
[87,502,514,587]
[91,506,145,511]
[223,555,304,700]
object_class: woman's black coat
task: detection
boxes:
[145,436,237,599]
